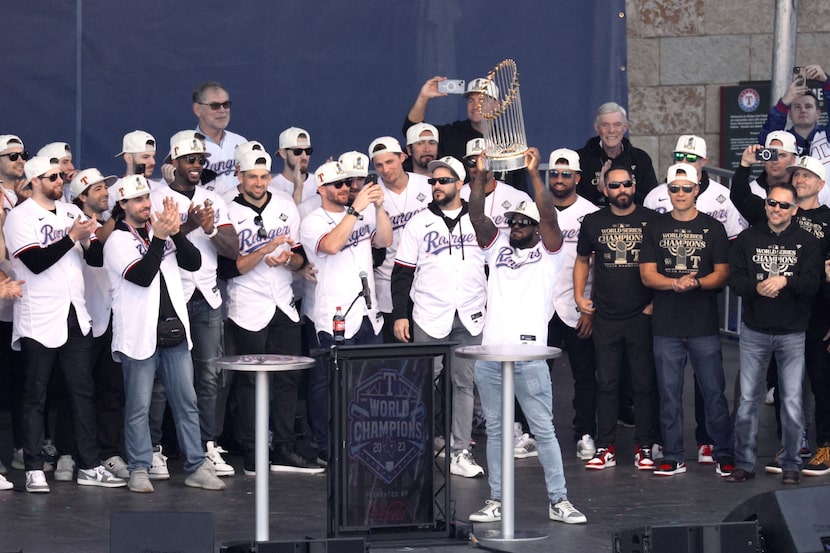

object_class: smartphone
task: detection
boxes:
[438,79,465,94]
[365,174,379,186]
[755,148,779,162]
[793,66,805,86]
[134,163,146,175]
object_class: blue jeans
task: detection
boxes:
[475,359,568,504]
[187,293,223,443]
[735,325,805,472]
[121,341,205,474]
[653,335,734,463]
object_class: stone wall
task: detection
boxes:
[626,0,830,179]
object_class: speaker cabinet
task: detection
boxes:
[613,521,760,553]
[110,511,214,553]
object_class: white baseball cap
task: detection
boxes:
[314,161,348,186]
[464,138,485,159]
[116,174,151,201]
[24,156,59,184]
[674,135,707,159]
[118,130,156,156]
[168,130,205,150]
[548,148,581,172]
[0,134,24,154]
[405,123,439,146]
[667,163,699,185]
[464,77,499,100]
[70,168,117,199]
[37,142,72,162]
[428,156,466,183]
[234,140,266,163]
[238,150,272,173]
[765,131,798,155]
[169,136,211,161]
[338,151,369,178]
[368,136,404,159]
[505,200,540,224]
[279,127,311,150]
[787,155,826,182]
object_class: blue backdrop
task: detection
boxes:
[1,1,627,176]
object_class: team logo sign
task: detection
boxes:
[738,88,761,113]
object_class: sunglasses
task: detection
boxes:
[185,155,207,165]
[766,198,795,210]
[326,179,350,189]
[253,215,268,239]
[291,148,314,156]
[674,152,699,163]
[506,217,536,228]
[1,151,30,162]
[668,184,695,194]
[428,177,456,185]
[606,180,634,189]
[549,169,574,178]
[463,156,478,168]
[198,101,231,110]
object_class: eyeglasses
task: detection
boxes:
[668,184,695,194]
[428,177,456,185]
[185,155,206,165]
[253,215,268,239]
[766,198,795,210]
[326,179,350,189]
[506,217,536,228]
[198,101,231,110]
[550,169,574,178]
[291,148,314,156]
[606,180,634,189]
[39,173,60,182]
[463,156,479,168]
[674,152,699,163]
[0,151,30,162]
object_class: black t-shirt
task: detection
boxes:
[640,212,730,336]
[576,205,658,319]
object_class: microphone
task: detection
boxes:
[359,271,372,310]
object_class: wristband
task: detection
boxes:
[206,227,218,238]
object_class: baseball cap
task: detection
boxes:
[505,200,540,224]
[279,127,311,150]
[24,156,59,184]
[116,174,151,201]
[667,163,699,185]
[338,151,369,178]
[118,130,156,156]
[238,150,272,172]
[787,155,826,181]
[428,156,466,183]
[0,134,24,153]
[405,123,439,146]
[368,136,403,159]
[674,135,707,159]
[765,131,798,154]
[169,130,205,150]
[464,138,485,159]
[169,136,211,161]
[37,142,72,162]
[69,168,117,199]
[314,161,348,186]
[548,148,581,172]
[464,77,499,100]
[234,140,265,163]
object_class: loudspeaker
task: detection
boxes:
[110,511,214,553]
[219,537,366,553]
[724,486,830,553]
[613,521,760,553]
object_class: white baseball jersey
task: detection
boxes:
[481,231,563,346]
[104,223,192,361]
[300,206,382,339]
[394,206,486,338]
[459,180,532,230]
[225,191,301,331]
[810,131,830,207]
[4,199,93,350]
[644,179,748,239]
[150,184,232,308]
[749,179,767,199]
[0,259,14,323]
[82,220,113,337]
[553,196,600,328]
[375,173,432,313]
[269,172,317,203]
[199,127,248,198]
[2,186,18,214]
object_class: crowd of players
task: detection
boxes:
[0,68,828,525]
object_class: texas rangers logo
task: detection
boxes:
[738,88,761,113]
[348,369,427,484]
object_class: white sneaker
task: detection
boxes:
[77,465,127,488]
[11,448,24,470]
[450,449,484,478]
[0,474,12,490]
[765,386,775,405]
[206,441,235,477]
[576,434,596,461]
[149,445,170,480]
[25,470,50,493]
[469,499,501,522]
[103,455,130,479]
[54,455,75,481]
[549,499,587,524]
[514,434,538,458]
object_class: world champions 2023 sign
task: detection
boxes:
[344,358,433,528]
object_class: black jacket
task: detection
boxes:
[576,136,658,207]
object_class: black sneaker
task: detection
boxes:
[764,448,783,474]
[243,449,255,477]
[270,445,325,474]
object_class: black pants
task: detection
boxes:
[0,321,25,448]
[92,322,125,460]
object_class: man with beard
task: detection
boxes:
[392,156,486,478]
[0,135,29,212]
[5,156,125,492]
[576,103,658,207]
[370,136,431,343]
[404,123,439,176]
[574,164,660,471]
[150,136,238,478]
[192,82,247,197]
[270,127,316,204]
[37,142,78,201]
[467,148,587,525]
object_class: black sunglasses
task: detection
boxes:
[506,217,536,228]
[766,198,794,210]
[291,148,313,156]
[326,179,350,189]
[668,184,695,194]
[39,173,60,182]
[606,180,634,189]
[463,156,478,168]
[253,215,268,239]
[549,169,574,178]
[185,155,206,165]
[428,177,456,185]
[198,101,231,110]
[1,151,30,162]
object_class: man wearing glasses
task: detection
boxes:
[575,164,660,471]
[270,127,316,205]
[218,150,319,475]
[192,81,247,198]
[151,136,238,478]
[640,164,734,478]
[726,180,823,485]
[0,135,29,211]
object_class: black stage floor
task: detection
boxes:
[0,337,827,552]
